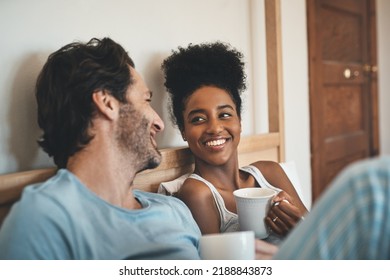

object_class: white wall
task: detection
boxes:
[1,0,389,209]
[377,0,390,155]
[0,0,257,172]
[280,0,311,206]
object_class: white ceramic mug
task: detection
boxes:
[199,231,255,260]
[233,188,277,239]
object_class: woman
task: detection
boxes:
[161,42,307,237]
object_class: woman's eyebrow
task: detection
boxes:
[186,104,235,118]
[217,104,234,110]
[187,108,205,118]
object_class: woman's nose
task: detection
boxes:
[206,118,223,134]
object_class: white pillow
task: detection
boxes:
[279,161,307,207]
[157,173,190,195]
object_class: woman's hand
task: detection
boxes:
[265,191,305,236]
[255,239,278,259]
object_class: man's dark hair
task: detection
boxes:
[36,37,134,168]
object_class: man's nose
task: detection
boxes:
[153,112,165,133]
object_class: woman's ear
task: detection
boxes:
[92,90,118,120]
[181,130,187,141]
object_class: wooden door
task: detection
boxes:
[307,0,379,202]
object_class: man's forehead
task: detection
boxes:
[129,66,141,84]
[129,66,150,93]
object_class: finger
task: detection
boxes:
[271,214,289,235]
[273,200,302,221]
[255,239,278,260]
[255,239,278,254]
[255,251,274,260]
[265,213,289,236]
[265,216,282,235]
[268,207,295,232]
[271,191,288,203]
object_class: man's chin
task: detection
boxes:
[138,153,161,172]
[147,156,161,170]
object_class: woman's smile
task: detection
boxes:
[203,137,232,153]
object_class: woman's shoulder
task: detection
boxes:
[251,160,285,175]
[250,160,291,187]
[177,177,215,202]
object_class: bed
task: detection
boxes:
[0,0,286,227]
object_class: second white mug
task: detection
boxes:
[199,231,255,260]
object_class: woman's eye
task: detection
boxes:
[220,113,231,118]
[190,116,205,123]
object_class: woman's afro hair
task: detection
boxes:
[161,41,247,131]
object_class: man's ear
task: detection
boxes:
[92,90,118,120]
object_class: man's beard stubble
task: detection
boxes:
[116,104,161,172]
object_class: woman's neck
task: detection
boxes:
[194,158,245,191]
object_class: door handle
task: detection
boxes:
[343,68,352,79]
[343,68,360,79]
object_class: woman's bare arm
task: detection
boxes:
[176,178,221,234]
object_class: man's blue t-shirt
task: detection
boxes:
[0,169,201,259]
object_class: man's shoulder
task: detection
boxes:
[21,169,77,200]
[133,189,180,203]
[133,189,190,211]
[10,169,84,218]
[0,171,74,238]
[334,156,390,188]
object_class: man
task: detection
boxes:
[256,155,390,260]
[0,38,201,259]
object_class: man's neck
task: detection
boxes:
[66,141,142,210]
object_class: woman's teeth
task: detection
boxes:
[205,139,226,147]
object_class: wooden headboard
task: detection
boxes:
[0,134,282,226]
[0,0,284,227]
